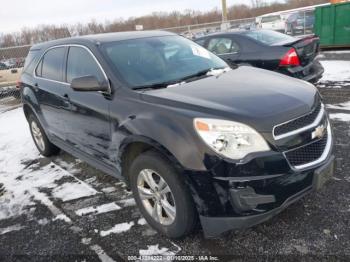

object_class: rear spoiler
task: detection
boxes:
[271,34,319,47]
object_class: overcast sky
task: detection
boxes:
[0,0,282,33]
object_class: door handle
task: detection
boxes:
[62,94,72,108]
[33,83,39,91]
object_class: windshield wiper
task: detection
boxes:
[132,81,178,91]
[132,67,229,91]
[178,67,227,83]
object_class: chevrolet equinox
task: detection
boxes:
[20,31,334,238]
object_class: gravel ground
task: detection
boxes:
[0,77,349,261]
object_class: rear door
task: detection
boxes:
[64,46,112,164]
[34,46,70,141]
[205,36,241,65]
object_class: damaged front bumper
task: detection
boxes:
[187,153,335,238]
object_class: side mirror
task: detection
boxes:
[71,75,109,92]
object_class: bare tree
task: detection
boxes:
[0,0,329,48]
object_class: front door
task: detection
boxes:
[63,46,112,165]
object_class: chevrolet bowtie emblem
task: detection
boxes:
[312,125,326,139]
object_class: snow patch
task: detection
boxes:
[323,51,350,54]
[52,182,98,202]
[75,202,121,216]
[53,214,72,223]
[0,108,100,221]
[0,224,24,235]
[137,218,147,226]
[320,61,350,82]
[55,159,81,173]
[89,244,116,262]
[37,218,50,225]
[81,238,92,245]
[330,113,350,122]
[100,221,135,237]
[327,101,350,111]
[101,187,117,193]
[139,244,176,256]
[118,198,136,207]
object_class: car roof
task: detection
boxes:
[30,30,176,51]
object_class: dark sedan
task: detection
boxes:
[195,30,324,83]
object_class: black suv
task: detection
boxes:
[20,31,334,238]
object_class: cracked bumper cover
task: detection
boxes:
[197,155,335,238]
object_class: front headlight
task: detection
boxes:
[194,118,270,160]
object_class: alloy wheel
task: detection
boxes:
[137,169,176,225]
[31,121,45,151]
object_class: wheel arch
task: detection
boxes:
[23,103,35,120]
[118,136,184,185]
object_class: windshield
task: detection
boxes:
[261,15,280,23]
[101,35,227,88]
[243,30,295,45]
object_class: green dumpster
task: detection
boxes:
[315,2,350,48]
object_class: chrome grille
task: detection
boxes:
[273,101,332,170]
[274,102,322,138]
[285,129,328,168]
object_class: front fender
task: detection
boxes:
[114,113,208,171]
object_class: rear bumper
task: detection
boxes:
[279,60,324,83]
[197,154,334,238]
[200,186,312,237]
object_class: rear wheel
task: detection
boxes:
[28,114,60,157]
[129,150,197,238]
[291,27,296,36]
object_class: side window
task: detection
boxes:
[23,50,39,73]
[194,39,206,46]
[66,47,105,84]
[207,38,239,55]
[40,47,65,81]
[35,59,43,77]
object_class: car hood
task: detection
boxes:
[141,66,319,132]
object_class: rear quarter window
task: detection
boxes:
[194,39,206,46]
[23,50,40,74]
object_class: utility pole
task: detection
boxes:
[221,0,228,22]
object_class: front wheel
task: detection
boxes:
[28,114,60,157]
[129,150,197,238]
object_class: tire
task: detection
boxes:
[129,150,197,238]
[28,114,60,157]
[291,28,296,36]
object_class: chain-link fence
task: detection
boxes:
[162,9,316,39]
[162,17,256,39]
[0,45,29,112]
